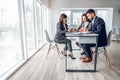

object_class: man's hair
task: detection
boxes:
[86,9,96,15]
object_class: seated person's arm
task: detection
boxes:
[76,24,82,31]
[57,23,68,33]
[91,21,104,34]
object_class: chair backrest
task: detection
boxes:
[116,28,120,34]
[107,30,112,47]
[44,29,51,42]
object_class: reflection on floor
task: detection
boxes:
[8,42,120,80]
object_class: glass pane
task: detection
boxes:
[96,10,107,23]
[36,2,42,48]
[24,0,36,57]
[42,6,47,43]
[0,0,23,77]
[96,10,109,34]
[73,12,83,28]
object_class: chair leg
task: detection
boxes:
[91,49,98,64]
[103,47,111,66]
[90,48,94,64]
[55,44,60,57]
[46,44,51,59]
[91,53,95,64]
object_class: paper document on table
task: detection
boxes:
[80,31,91,34]
[70,32,81,34]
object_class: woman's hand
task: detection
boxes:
[72,29,76,32]
[68,28,73,32]
[84,28,89,32]
[79,28,88,32]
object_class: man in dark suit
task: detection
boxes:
[81,9,107,62]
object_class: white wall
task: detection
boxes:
[113,6,120,28]
[49,0,120,38]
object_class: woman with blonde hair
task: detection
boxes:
[77,13,91,32]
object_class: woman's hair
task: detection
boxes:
[59,13,67,22]
[81,14,88,23]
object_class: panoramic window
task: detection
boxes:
[0,0,23,77]
[24,0,36,57]
[36,1,48,48]
[0,0,49,79]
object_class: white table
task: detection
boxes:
[65,32,99,72]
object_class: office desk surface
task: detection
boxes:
[66,32,98,37]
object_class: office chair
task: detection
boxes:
[44,29,60,59]
[116,28,120,42]
[92,30,112,66]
